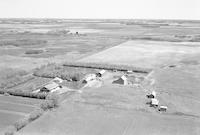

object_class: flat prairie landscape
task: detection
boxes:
[1,19,200,135]
[79,40,200,69]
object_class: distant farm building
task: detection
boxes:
[40,82,62,93]
[159,106,168,112]
[82,74,96,83]
[147,91,156,98]
[96,70,106,77]
[127,70,133,74]
[150,98,159,107]
[112,75,128,85]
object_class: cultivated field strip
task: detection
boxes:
[0,95,42,131]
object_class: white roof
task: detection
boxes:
[160,106,168,109]
[151,98,159,105]
[152,91,156,97]
[121,75,127,80]
[99,70,106,74]
[53,77,63,83]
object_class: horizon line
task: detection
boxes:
[0,17,200,21]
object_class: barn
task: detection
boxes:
[112,75,128,85]
[40,82,62,92]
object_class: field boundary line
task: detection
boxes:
[0,100,36,107]
[0,109,27,116]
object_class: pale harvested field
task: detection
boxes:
[18,85,200,135]
[79,40,200,69]
[150,65,200,117]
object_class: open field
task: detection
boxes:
[150,65,200,117]
[18,84,200,135]
[0,19,126,71]
[0,95,42,133]
[79,40,200,69]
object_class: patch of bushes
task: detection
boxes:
[0,68,48,99]
[28,108,43,121]
[40,94,59,111]
[9,91,47,99]
[14,118,29,131]
[0,39,47,47]
[47,29,70,35]
[25,49,43,54]
[33,63,96,81]
[0,75,34,90]
[4,109,43,135]
[0,68,32,90]
[0,90,47,99]
[4,126,16,135]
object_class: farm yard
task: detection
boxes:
[0,19,200,135]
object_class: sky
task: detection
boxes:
[0,0,199,20]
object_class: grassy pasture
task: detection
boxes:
[1,19,200,72]
[0,102,35,114]
[0,112,24,131]
[79,40,200,69]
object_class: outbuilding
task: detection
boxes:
[96,70,106,77]
[159,106,168,112]
[150,98,159,107]
[147,91,156,98]
[40,82,62,93]
[112,75,128,85]
[127,70,133,74]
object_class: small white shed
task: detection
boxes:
[151,98,159,106]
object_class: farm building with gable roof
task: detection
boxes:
[112,75,128,85]
[40,82,61,92]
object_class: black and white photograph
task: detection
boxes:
[0,0,200,134]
